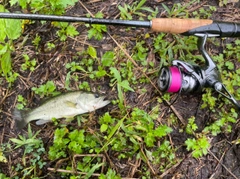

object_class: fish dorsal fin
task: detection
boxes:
[65,101,77,108]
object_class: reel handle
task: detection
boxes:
[214,82,240,111]
[151,18,240,37]
[151,18,213,34]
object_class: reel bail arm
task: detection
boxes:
[197,34,240,110]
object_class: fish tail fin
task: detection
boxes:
[13,109,28,130]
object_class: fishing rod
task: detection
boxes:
[1,12,240,110]
[0,12,240,37]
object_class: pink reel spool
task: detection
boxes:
[168,66,182,92]
[158,66,182,93]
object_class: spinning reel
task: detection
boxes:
[158,34,240,110]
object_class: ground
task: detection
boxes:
[0,0,240,179]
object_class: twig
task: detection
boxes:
[209,149,227,179]
[0,89,15,106]
[1,109,12,117]
[208,149,238,179]
[187,1,207,13]
[129,158,141,177]
[79,0,94,17]
[159,158,183,178]
[47,167,101,176]
[68,36,99,47]
[86,0,103,3]
[0,121,5,144]
[140,145,156,175]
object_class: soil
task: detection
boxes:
[1,0,240,179]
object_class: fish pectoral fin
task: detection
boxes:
[65,101,77,108]
[36,119,51,125]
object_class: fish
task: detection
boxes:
[13,91,110,129]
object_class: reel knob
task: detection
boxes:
[158,66,182,93]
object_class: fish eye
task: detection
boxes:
[94,94,99,98]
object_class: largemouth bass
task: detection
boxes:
[13,91,110,129]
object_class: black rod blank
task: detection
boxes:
[0,12,151,28]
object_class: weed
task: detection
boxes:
[119,60,137,85]
[201,89,217,111]
[87,12,107,40]
[100,108,172,154]
[218,0,228,7]
[54,22,79,41]
[153,33,199,69]
[10,125,46,178]
[48,127,69,160]
[47,107,174,177]
[192,6,217,19]
[65,60,87,90]
[65,45,112,83]
[185,135,210,158]
[48,128,101,160]
[32,34,41,49]
[173,35,199,61]
[152,140,176,172]
[0,173,10,179]
[224,39,240,60]
[48,128,106,178]
[203,108,237,136]
[87,45,97,59]
[132,40,148,66]
[32,80,60,97]
[110,67,134,110]
[118,0,158,20]
[153,33,172,66]
[10,0,78,15]
[101,51,115,67]
[46,42,56,51]
[0,5,22,84]
[0,149,7,163]
[21,54,37,71]
[99,169,121,179]
[66,61,86,73]
[186,116,198,135]
[221,40,240,98]
[162,2,190,17]
[16,95,27,110]
[79,81,91,91]
[65,46,100,88]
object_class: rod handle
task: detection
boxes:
[151,18,213,34]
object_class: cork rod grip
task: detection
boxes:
[151,18,213,34]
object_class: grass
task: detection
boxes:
[1,0,240,178]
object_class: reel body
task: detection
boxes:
[158,34,240,110]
